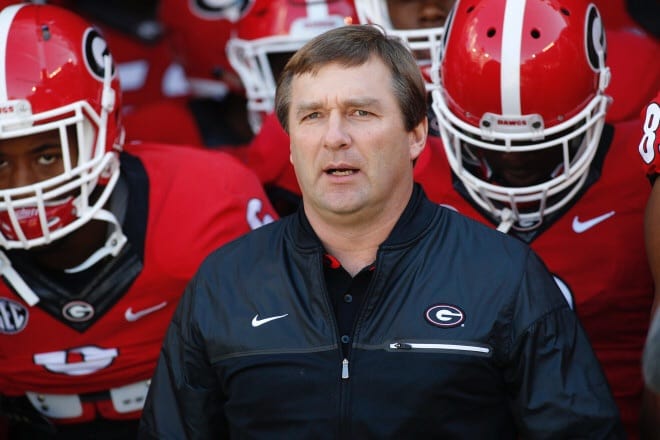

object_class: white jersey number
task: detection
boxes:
[639,101,660,164]
[247,198,275,230]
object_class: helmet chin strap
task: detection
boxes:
[63,208,127,274]
[0,250,39,306]
[64,52,126,275]
[496,208,514,234]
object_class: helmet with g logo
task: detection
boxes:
[432,0,610,231]
[0,4,123,248]
[226,0,359,133]
[158,0,253,98]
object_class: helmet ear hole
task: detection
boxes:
[41,24,51,40]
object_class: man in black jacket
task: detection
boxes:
[139,24,623,439]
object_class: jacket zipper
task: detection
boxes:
[390,342,491,355]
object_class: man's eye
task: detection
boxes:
[303,112,320,121]
[354,110,370,117]
[37,154,58,165]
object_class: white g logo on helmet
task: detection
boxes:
[82,28,115,82]
[191,0,253,21]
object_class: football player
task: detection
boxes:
[637,90,660,437]
[0,4,276,438]
[416,0,654,437]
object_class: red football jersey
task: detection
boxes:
[0,143,277,423]
[637,90,660,178]
[415,124,653,438]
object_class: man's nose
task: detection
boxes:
[8,163,38,189]
[323,112,351,150]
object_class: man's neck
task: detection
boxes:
[319,232,384,277]
[305,201,408,277]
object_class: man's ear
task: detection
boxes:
[409,117,428,161]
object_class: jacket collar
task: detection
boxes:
[290,183,438,252]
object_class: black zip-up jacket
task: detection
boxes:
[139,186,623,439]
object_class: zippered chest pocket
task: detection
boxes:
[387,340,492,358]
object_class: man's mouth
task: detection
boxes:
[326,168,357,176]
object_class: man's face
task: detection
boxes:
[387,0,455,29]
[288,57,426,222]
[384,0,456,87]
[480,147,564,188]
[476,126,585,188]
[0,129,77,190]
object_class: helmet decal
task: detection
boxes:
[585,4,606,72]
[191,0,253,21]
[82,28,115,81]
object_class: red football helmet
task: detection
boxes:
[433,0,611,232]
[158,0,252,98]
[355,0,450,90]
[0,4,123,250]
[226,0,359,133]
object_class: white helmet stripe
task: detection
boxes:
[0,5,24,102]
[306,0,330,19]
[500,0,525,116]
